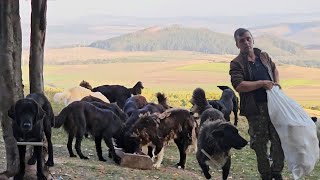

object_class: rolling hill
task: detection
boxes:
[89,26,305,56]
[252,21,320,48]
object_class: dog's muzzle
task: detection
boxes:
[22,122,32,131]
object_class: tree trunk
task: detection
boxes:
[27,0,51,178]
[29,0,47,94]
[0,0,24,179]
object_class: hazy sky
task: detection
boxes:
[20,0,320,23]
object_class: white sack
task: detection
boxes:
[267,86,319,180]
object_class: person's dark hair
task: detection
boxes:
[234,28,253,42]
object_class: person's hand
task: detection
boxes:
[261,80,274,90]
[274,83,282,89]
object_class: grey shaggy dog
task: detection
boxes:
[196,120,248,180]
[191,88,247,179]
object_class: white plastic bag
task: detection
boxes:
[267,86,319,180]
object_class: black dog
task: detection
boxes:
[190,88,247,179]
[8,93,54,180]
[54,101,123,164]
[196,120,247,180]
[190,88,225,126]
[80,80,144,109]
[217,86,239,126]
[81,96,128,122]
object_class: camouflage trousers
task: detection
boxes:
[246,102,284,179]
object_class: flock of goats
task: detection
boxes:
[9,80,251,180]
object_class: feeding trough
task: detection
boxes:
[115,147,153,170]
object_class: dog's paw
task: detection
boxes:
[204,173,211,179]
[80,156,89,160]
[99,157,107,162]
[70,154,77,158]
[152,163,161,169]
[114,156,121,165]
[45,160,54,167]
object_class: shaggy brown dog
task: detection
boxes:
[8,93,55,180]
[128,108,194,169]
[54,101,123,164]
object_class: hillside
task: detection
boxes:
[252,21,320,47]
[89,26,304,56]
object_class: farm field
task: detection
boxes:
[21,58,320,108]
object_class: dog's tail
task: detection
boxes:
[217,85,231,91]
[191,88,210,113]
[156,92,172,109]
[80,80,93,90]
[54,106,69,128]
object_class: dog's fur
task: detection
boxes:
[8,93,55,180]
[80,80,144,109]
[116,102,167,155]
[156,92,172,110]
[190,88,225,126]
[123,95,148,117]
[208,100,224,112]
[81,96,127,122]
[53,86,110,106]
[196,120,248,180]
[190,88,247,179]
[54,101,123,164]
[124,108,194,169]
[217,86,239,126]
[123,93,171,127]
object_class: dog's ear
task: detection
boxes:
[36,105,46,120]
[7,105,15,120]
[212,129,224,137]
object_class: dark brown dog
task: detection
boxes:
[128,108,194,169]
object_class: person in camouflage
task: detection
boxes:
[229,28,284,180]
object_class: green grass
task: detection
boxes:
[1,86,320,179]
